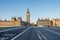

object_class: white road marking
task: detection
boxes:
[0,27,26,33]
[35,27,47,40]
[36,31,41,40]
[0,28,18,32]
[52,28,60,29]
[11,27,31,40]
[0,27,20,33]
[38,31,47,40]
[34,27,42,40]
[44,28,60,35]
[1,37,5,40]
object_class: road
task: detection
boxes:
[0,26,60,40]
[36,27,60,40]
[0,27,29,40]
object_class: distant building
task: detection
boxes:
[52,18,60,26]
[22,21,27,26]
[31,22,37,26]
[37,18,52,27]
[1,9,60,27]
[26,9,30,26]
[0,9,31,27]
[0,17,22,27]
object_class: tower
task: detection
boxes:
[26,9,30,25]
[12,17,16,25]
[18,17,22,26]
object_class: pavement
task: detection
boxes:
[0,26,60,40]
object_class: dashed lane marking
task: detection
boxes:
[35,27,47,40]
[38,30,47,40]
[36,31,42,40]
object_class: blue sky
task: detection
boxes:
[0,0,60,23]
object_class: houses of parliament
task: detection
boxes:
[0,9,60,27]
[0,9,30,27]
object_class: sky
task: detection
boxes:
[0,0,60,23]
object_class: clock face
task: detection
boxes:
[27,13,29,15]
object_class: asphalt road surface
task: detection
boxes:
[0,26,60,40]
[0,27,29,40]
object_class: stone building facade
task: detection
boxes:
[52,19,60,26]
[37,18,52,27]
[0,9,31,27]
[0,17,22,27]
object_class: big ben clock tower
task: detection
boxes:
[26,9,30,25]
